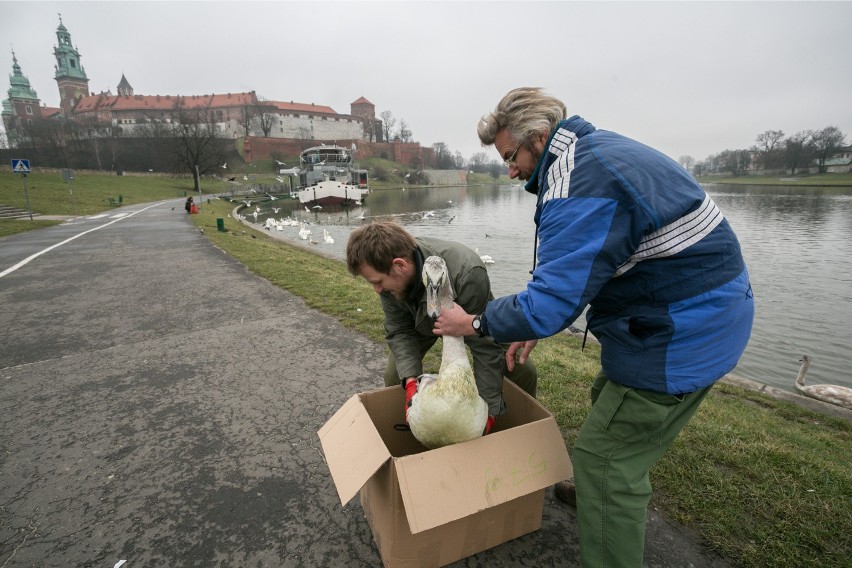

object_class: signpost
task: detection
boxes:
[62,168,77,215]
[11,159,33,221]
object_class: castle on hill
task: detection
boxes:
[1,15,435,167]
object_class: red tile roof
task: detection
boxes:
[42,106,61,118]
[266,100,337,115]
[73,92,258,113]
[351,96,373,105]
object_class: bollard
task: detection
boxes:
[118,195,123,204]
[216,218,225,232]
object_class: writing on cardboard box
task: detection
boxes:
[484,451,549,493]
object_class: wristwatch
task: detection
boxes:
[471,314,485,337]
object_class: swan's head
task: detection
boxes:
[423,255,454,318]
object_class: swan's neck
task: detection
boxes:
[440,335,470,374]
[796,359,810,388]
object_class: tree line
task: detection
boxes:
[679,126,847,177]
[3,99,510,183]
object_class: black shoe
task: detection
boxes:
[554,479,576,507]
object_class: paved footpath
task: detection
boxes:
[0,200,732,567]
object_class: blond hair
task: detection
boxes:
[477,87,567,146]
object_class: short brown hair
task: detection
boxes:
[345,221,418,276]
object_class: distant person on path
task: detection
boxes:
[433,87,754,568]
[345,221,537,431]
[185,196,194,213]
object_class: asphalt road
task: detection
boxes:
[0,200,733,567]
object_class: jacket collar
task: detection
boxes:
[405,246,426,303]
[524,115,595,195]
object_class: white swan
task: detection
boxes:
[474,248,494,265]
[794,355,852,409]
[407,256,488,449]
[323,229,334,244]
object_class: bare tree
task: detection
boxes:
[752,130,785,170]
[718,149,751,177]
[678,155,695,171]
[168,98,226,192]
[810,126,846,173]
[363,118,376,142]
[783,131,813,176]
[432,142,455,169]
[239,102,257,137]
[253,98,278,138]
[454,151,465,170]
[469,152,489,173]
[380,110,396,143]
[397,118,413,143]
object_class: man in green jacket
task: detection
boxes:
[345,221,537,424]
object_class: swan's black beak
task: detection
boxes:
[425,277,442,319]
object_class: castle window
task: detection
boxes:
[70,59,76,68]
[25,106,33,115]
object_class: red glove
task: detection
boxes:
[404,379,418,421]
[484,415,495,435]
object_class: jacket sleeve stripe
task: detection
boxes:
[615,194,724,277]
[543,127,579,203]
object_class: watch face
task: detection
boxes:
[473,316,481,329]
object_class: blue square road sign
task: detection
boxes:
[12,159,31,174]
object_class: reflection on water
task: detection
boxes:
[247,182,852,393]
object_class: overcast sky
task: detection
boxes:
[3,1,851,163]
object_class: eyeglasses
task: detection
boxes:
[503,139,524,167]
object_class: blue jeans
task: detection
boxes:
[573,370,711,568]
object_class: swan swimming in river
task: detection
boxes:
[794,355,852,409]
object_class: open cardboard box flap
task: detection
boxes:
[395,415,571,533]
[318,393,392,506]
[319,380,573,534]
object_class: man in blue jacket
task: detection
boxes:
[435,87,754,568]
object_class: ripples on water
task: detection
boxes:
[249,182,852,393]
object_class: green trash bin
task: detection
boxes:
[216,218,226,232]
[118,195,123,204]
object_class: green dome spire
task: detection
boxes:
[6,50,39,102]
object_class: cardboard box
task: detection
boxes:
[318,379,573,567]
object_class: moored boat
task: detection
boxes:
[293,144,369,207]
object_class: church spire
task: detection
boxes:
[53,15,89,116]
[6,48,39,101]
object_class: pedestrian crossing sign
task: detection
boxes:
[12,159,31,174]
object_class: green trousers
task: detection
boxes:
[573,371,712,568]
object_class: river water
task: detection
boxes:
[249,182,852,394]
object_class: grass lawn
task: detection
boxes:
[0,169,211,217]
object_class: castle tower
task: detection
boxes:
[2,50,43,146]
[117,73,133,96]
[53,14,89,116]
[350,96,382,142]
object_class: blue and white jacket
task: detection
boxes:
[482,116,754,394]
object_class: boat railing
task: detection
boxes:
[300,151,352,167]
